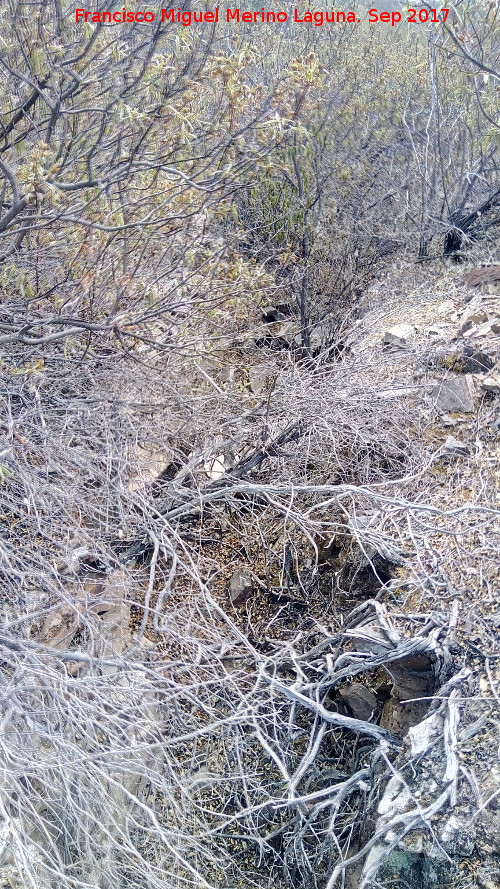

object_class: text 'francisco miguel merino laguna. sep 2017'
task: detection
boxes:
[75,8,451,26]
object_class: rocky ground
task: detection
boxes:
[330,260,500,889]
[134,255,500,888]
[195,256,500,888]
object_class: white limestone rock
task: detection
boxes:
[383,323,415,348]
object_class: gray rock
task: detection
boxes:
[228,568,253,606]
[463,320,498,339]
[435,347,494,374]
[388,652,436,702]
[248,365,270,395]
[408,712,445,757]
[482,374,500,394]
[339,682,377,721]
[383,323,415,348]
[35,605,81,650]
[440,436,469,458]
[461,346,495,373]
[459,307,488,334]
[432,376,475,412]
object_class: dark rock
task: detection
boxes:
[432,376,475,412]
[380,652,436,736]
[461,346,494,373]
[228,568,254,606]
[339,682,378,721]
[459,306,489,333]
[372,849,458,889]
[261,303,294,322]
[388,653,436,701]
[437,347,494,374]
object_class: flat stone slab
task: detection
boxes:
[432,375,475,413]
[383,323,415,348]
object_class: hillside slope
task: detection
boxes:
[0,257,499,889]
